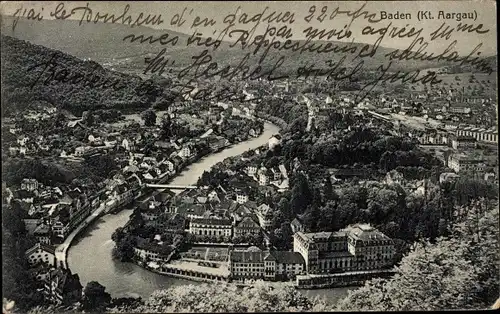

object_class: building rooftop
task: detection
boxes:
[343,224,391,242]
[176,203,207,216]
[270,251,305,264]
[230,251,266,263]
[299,231,347,242]
[455,136,477,141]
[191,218,232,226]
[34,224,50,235]
[45,268,83,293]
[450,152,486,161]
[235,216,260,228]
[25,242,56,256]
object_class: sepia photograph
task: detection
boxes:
[0,0,498,312]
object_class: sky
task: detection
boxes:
[0,1,497,55]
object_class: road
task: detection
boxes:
[390,113,442,130]
[55,202,108,268]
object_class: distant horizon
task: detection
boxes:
[0,1,497,56]
[0,13,497,60]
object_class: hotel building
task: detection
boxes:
[293,224,395,274]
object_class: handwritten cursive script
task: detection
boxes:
[10,1,496,103]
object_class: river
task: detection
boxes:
[67,121,352,304]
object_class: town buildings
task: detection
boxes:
[290,219,304,234]
[455,126,498,143]
[133,238,175,264]
[33,224,52,245]
[189,218,233,238]
[451,135,477,150]
[293,224,395,274]
[21,178,39,191]
[256,204,273,230]
[264,251,306,280]
[268,134,282,150]
[25,242,57,267]
[43,268,82,305]
[233,216,261,238]
[448,152,487,174]
[229,248,305,281]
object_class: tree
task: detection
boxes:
[2,210,44,312]
[324,178,334,200]
[159,115,173,139]
[107,281,327,313]
[112,235,137,262]
[82,281,111,311]
[3,203,27,237]
[367,187,399,223]
[302,204,320,232]
[111,227,125,243]
[84,154,118,178]
[277,197,291,219]
[81,110,95,126]
[336,202,499,311]
[289,173,312,215]
[141,109,157,127]
[233,235,244,244]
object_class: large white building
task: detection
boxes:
[448,153,487,174]
[456,126,498,144]
[293,224,395,274]
[189,218,232,237]
[451,136,477,150]
[229,248,305,280]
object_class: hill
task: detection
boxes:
[0,15,193,63]
[0,35,177,117]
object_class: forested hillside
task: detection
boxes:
[0,35,176,117]
[337,201,499,311]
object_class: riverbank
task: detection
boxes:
[55,203,107,269]
[64,119,357,303]
[56,188,143,268]
[61,115,266,267]
[147,259,230,283]
[67,121,282,299]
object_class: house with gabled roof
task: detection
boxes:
[258,166,272,186]
[256,204,273,229]
[234,216,261,238]
[291,218,304,234]
[34,224,52,245]
[245,163,259,177]
[21,178,39,192]
[142,169,158,182]
[163,159,176,173]
[43,268,82,305]
[25,242,56,267]
[176,203,207,219]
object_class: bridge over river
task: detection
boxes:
[145,184,199,189]
[66,120,351,303]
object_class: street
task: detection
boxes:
[55,203,107,268]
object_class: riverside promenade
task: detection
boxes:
[55,195,138,269]
[55,202,108,269]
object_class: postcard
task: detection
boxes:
[1,1,498,312]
